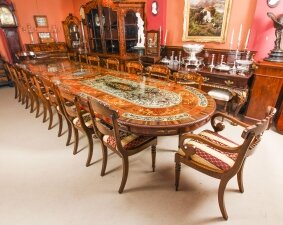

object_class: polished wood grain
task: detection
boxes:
[245,61,283,121]
[21,59,216,136]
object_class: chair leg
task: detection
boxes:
[85,133,94,167]
[73,127,79,155]
[35,97,40,118]
[25,93,29,109]
[47,104,53,130]
[57,113,63,137]
[218,179,229,220]
[175,159,181,191]
[42,101,48,123]
[119,157,129,194]
[101,144,108,176]
[29,93,35,113]
[151,145,156,172]
[237,160,246,193]
[65,119,72,146]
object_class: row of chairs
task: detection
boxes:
[3,60,277,220]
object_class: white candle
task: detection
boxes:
[81,21,85,42]
[237,24,242,49]
[229,28,234,49]
[164,29,168,46]
[159,26,162,44]
[244,28,250,50]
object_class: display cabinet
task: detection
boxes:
[81,0,146,69]
[62,14,81,49]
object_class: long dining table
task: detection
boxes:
[20,58,216,136]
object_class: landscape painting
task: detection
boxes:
[183,0,232,42]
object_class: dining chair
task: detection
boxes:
[208,88,233,115]
[106,58,120,70]
[4,62,18,99]
[79,54,88,63]
[57,88,95,167]
[173,71,204,89]
[31,73,54,129]
[147,64,171,81]
[88,98,157,193]
[68,52,78,61]
[175,106,277,220]
[87,55,100,67]
[19,69,40,115]
[41,78,66,137]
[126,61,144,74]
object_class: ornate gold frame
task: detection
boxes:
[182,0,232,43]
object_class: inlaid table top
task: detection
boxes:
[22,59,216,136]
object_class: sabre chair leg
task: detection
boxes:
[73,127,79,155]
[100,144,108,176]
[85,133,94,167]
[151,145,156,172]
[119,157,129,194]
[218,179,229,220]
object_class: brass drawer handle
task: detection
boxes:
[204,77,210,82]
[224,80,234,86]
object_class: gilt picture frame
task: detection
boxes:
[34,15,48,28]
[182,0,232,43]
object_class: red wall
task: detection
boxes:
[250,1,283,61]
[12,0,74,47]
[165,0,257,51]
[146,0,167,45]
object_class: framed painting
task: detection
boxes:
[182,0,232,42]
[38,32,53,43]
[34,15,48,28]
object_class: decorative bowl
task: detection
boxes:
[183,44,204,61]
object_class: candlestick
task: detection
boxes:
[159,26,162,44]
[230,29,234,49]
[164,29,168,46]
[237,24,242,49]
[244,28,250,50]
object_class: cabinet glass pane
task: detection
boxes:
[125,11,138,53]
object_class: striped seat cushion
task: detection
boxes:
[103,132,153,150]
[73,113,93,128]
[178,130,239,172]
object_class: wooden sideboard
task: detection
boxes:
[245,61,283,133]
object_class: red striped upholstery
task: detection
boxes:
[103,131,154,150]
[178,130,239,172]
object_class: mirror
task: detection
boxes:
[145,30,160,56]
[62,14,81,49]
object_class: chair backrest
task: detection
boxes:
[148,64,171,81]
[126,61,143,74]
[68,52,78,61]
[106,58,120,70]
[241,106,277,156]
[173,71,204,89]
[79,54,88,63]
[88,98,123,149]
[56,85,77,118]
[88,55,100,67]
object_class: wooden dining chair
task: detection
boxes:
[31,73,54,129]
[126,61,143,74]
[87,55,100,67]
[175,106,277,220]
[4,63,19,100]
[147,64,171,81]
[88,98,157,193]
[68,52,78,61]
[173,71,204,89]
[106,58,120,70]
[79,54,88,63]
[57,87,95,167]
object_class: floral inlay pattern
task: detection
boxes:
[185,86,208,107]
[81,75,182,108]
[122,112,191,122]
